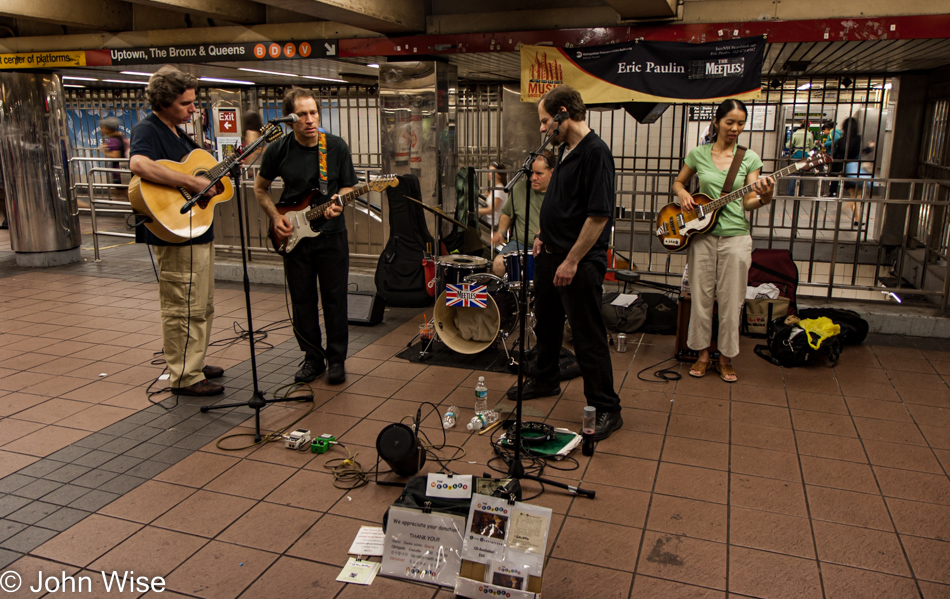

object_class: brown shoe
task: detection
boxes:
[202,365,225,379]
[172,379,224,396]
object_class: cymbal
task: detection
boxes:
[405,197,467,228]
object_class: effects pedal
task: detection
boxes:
[311,433,336,454]
[285,429,312,450]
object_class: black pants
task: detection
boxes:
[283,231,349,365]
[534,250,621,414]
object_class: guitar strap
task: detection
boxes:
[720,145,746,197]
[317,129,328,196]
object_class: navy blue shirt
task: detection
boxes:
[539,130,615,269]
[130,113,213,246]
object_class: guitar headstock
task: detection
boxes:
[261,123,285,143]
[368,174,399,193]
[802,150,832,172]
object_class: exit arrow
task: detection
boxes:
[324,43,336,56]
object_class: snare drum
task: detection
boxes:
[503,250,535,288]
[435,255,489,297]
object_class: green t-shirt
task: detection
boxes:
[684,144,763,237]
[502,183,544,246]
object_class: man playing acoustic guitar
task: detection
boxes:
[129,65,226,396]
[254,88,357,385]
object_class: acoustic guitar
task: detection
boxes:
[269,174,399,255]
[655,151,831,252]
[129,123,283,243]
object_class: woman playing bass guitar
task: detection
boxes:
[671,99,775,383]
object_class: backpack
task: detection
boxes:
[638,293,678,335]
[601,292,648,334]
[796,308,868,345]
[754,316,842,367]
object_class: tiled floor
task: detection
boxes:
[2,221,950,598]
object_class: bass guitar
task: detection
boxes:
[655,151,830,252]
[269,174,399,255]
[129,123,283,243]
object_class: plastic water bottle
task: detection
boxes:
[467,410,498,431]
[474,376,488,415]
[442,406,458,429]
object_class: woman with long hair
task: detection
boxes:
[837,117,864,223]
[672,99,775,383]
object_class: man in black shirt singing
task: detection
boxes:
[507,84,623,441]
[255,88,358,385]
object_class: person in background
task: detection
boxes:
[837,117,863,224]
[241,111,264,164]
[785,119,814,196]
[478,161,508,231]
[673,98,775,383]
[99,116,127,201]
[822,120,844,196]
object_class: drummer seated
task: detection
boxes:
[489,150,554,277]
[490,233,525,277]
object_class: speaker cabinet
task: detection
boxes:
[348,292,385,326]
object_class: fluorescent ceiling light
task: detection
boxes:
[102,79,149,85]
[62,76,98,81]
[199,77,254,85]
[884,83,892,90]
[63,84,86,88]
[367,63,380,68]
[300,75,347,83]
[238,68,299,77]
[797,83,812,90]
[120,71,153,77]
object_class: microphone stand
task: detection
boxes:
[502,120,595,500]
[196,129,313,441]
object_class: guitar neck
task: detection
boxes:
[306,182,373,221]
[704,160,803,212]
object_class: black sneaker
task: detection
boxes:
[326,363,346,385]
[295,358,325,383]
[506,378,560,400]
[593,411,623,441]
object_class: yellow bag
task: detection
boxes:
[798,317,840,350]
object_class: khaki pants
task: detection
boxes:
[686,234,752,358]
[154,242,215,388]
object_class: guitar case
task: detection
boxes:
[374,175,435,308]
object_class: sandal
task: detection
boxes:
[716,362,738,383]
[689,360,710,378]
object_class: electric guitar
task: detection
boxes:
[269,174,399,255]
[129,123,283,244]
[655,151,831,252]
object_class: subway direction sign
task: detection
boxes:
[0,51,85,69]
[39,40,340,68]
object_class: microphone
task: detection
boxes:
[268,113,299,124]
[553,112,569,123]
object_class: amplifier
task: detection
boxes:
[348,291,385,326]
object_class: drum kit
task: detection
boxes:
[427,252,537,363]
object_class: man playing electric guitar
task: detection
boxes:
[254,87,358,385]
[129,65,226,397]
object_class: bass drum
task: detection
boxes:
[433,285,519,355]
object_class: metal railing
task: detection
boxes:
[614,171,950,312]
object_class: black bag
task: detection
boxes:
[755,316,842,367]
[796,308,868,345]
[754,317,813,367]
[601,292,648,333]
[638,293,678,335]
[374,175,435,308]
